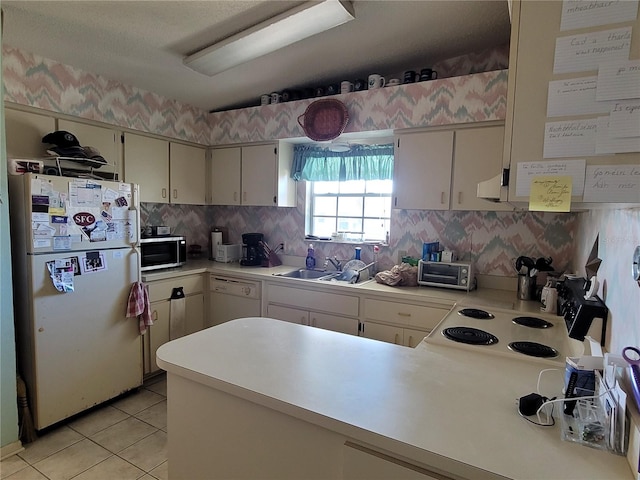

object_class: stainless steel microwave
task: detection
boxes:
[140,236,186,271]
[417,260,474,291]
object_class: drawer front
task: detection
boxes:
[148,274,204,302]
[267,284,359,317]
[362,322,403,345]
[363,299,449,330]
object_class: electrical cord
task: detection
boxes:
[517,368,616,428]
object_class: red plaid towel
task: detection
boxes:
[126,282,153,334]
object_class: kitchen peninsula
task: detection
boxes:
[157,317,633,480]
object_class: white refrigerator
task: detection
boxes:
[8,173,143,430]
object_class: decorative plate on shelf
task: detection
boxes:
[297,99,349,141]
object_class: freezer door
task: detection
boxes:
[27,248,142,429]
[22,173,139,254]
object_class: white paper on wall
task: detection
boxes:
[583,164,640,202]
[609,100,640,138]
[597,60,640,101]
[553,27,632,74]
[560,0,639,31]
[516,159,586,196]
[547,77,616,117]
[596,116,640,154]
[544,119,598,158]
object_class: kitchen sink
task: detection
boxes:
[274,269,339,280]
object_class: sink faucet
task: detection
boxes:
[324,256,342,271]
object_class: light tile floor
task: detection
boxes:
[0,375,168,480]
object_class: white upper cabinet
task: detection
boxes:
[452,125,512,211]
[123,133,206,204]
[123,133,170,203]
[393,130,454,210]
[58,119,121,178]
[5,108,55,159]
[169,143,206,205]
[210,142,295,207]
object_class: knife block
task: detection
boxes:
[262,251,282,267]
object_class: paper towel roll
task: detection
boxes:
[211,231,223,260]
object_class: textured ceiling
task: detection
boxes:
[2,1,511,112]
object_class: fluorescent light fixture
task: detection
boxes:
[184,0,355,76]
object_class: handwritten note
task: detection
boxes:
[609,100,640,138]
[529,176,573,212]
[547,77,615,117]
[561,0,639,31]
[516,159,586,196]
[597,60,640,101]
[544,119,598,158]
[596,116,640,154]
[583,165,640,202]
[554,27,632,74]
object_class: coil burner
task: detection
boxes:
[512,316,554,329]
[508,341,559,358]
[442,327,499,345]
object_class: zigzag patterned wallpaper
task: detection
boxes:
[3,44,577,279]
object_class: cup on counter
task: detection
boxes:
[368,74,386,89]
[403,70,416,84]
[270,92,281,104]
[260,94,270,106]
[354,78,367,91]
[517,274,537,301]
[340,81,354,94]
[387,78,400,87]
[419,68,438,81]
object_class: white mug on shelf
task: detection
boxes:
[340,81,354,94]
[368,74,386,89]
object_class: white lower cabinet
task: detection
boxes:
[362,298,451,347]
[266,283,360,336]
[343,442,447,480]
[144,274,205,375]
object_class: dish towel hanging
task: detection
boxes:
[126,282,153,335]
[169,287,186,340]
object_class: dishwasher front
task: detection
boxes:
[209,275,261,327]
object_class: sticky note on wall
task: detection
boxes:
[529,176,573,212]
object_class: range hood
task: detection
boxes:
[476,169,509,202]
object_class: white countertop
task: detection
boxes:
[142,259,545,314]
[157,317,633,480]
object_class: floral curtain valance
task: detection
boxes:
[292,144,394,182]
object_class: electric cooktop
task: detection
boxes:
[425,304,582,366]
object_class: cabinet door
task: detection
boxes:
[123,133,169,203]
[310,312,359,336]
[343,443,442,480]
[451,126,512,211]
[393,131,454,210]
[242,144,277,206]
[169,143,206,205]
[403,328,427,348]
[210,147,241,205]
[58,119,121,179]
[267,304,309,325]
[185,293,205,335]
[148,300,170,374]
[361,322,403,345]
[5,108,56,158]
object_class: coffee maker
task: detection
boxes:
[240,233,264,266]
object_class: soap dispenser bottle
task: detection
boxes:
[305,244,316,270]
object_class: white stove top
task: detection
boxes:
[424,304,583,366]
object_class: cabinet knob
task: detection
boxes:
[162,188,167,199]
[243,192,247,202]
[397,312,411,317]
[173,189,178,199]
[440,192,445,204]
[458,191,462,205]
[234,192,238,201]
[394,333,400,344]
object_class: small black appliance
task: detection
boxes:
[241,233,264,266]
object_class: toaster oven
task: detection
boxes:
[417,260,474,290]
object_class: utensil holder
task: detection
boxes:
[517,274,537,300]
[262,252,282,268]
